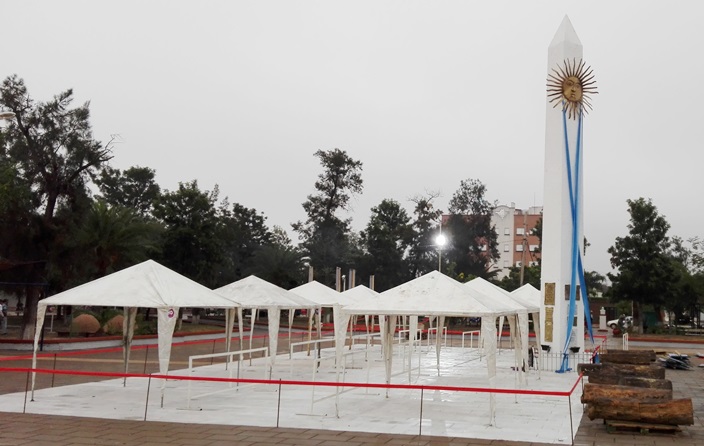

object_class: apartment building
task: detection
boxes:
[490,204,543,279]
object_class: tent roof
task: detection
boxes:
[341,285,379,303]
[289,280,344,306]
[509,283,541,312]
[465,277,530,313]
[39,260,238,309]
[341,271,509,317]
[215,275,316,309]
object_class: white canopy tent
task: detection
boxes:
[340,271,520,424]
[464,278,531,385]
[214,275,317,375]
[289,280,343,341]
[509,284,542,357]
[31,260,240,402]
[341,285,381,335]
[340,284,379,302]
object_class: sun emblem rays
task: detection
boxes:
[547,58,597,120]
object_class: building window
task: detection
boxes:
[529,244,539,252]
[515,261,522,267]
[503,244,509,252]
[503,260,509,268]
[516,244,523,252]
[516,227,525,235]
[504,227,510,235]
[529,261,538,267]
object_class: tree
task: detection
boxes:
[607,198,675,332]
[95,166,161,217]
[75,200,162,278]
[407,192,443,278]
[152,181,224,288]
[293,149,363,286]
[444,179,499,279]
[247,226,306,289]
[358,199,414,291]
[690,236,704,274]
[1,75,112,221]
[0,75,112,338]
[584,270,606,298]
[497,265,541,291]
[661,237,704,328]
[215,201,274,285]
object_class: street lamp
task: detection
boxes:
[436,233,447,272]
[0,110,15,126]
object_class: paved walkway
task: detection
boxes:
[0,334,703,446]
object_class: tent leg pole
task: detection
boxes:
[23,369,31,411]
[143,345,149,374]
[144,375,152,421]
[51,354,57,388]
[418,387,424,437]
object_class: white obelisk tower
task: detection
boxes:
[540,16,586,357]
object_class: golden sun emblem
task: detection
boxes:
[547,58,597,120]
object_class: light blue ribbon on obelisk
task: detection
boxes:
[557,104,595,373]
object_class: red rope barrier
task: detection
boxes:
[0,366,582,398]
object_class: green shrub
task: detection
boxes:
[103,314,125,335]
[70,313,100,334]
[135,321,157,335]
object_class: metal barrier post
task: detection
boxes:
[51,354,57,388]
[568,394,574,445]
[276,379,282,428]
[419,387,424,437]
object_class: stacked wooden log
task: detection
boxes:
[578,350,694,429]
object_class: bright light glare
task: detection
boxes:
[436,234,447,246]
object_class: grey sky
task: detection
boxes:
[4,1,703,276]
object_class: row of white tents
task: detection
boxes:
[30,259,542,422]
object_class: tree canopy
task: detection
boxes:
[607,198,676,330]
[292,148,363,287]
[444,178,499,279]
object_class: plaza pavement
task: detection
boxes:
[0,329,703,446]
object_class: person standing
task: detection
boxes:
[0,299,7,335]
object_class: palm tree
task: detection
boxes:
[77,200,162,277]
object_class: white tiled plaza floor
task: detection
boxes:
[0,340,583,444]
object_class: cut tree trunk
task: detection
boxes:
[578,363,665,385]
[599,350,656,365]
[586,398,693,426]
[581,383,672,404]
[618,377,673,390]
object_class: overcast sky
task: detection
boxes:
[4,1,703,276]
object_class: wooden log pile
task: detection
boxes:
[578,349,694,429]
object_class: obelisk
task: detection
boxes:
[540,16,593,360]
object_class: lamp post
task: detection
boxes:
[0,110,15,126]
[435,233,447,272]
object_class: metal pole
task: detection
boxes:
[276,379,282,428]
[51,354,57,388]
[144,375,152,421]
[23,369,31,411]
[568,395,574,445]
[143,345,149,374]
[419,387,425,436]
